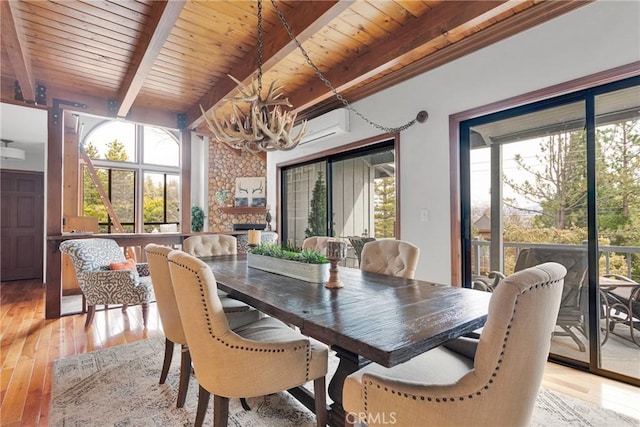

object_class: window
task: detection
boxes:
[281,139,397,259]
[81,120,180,233]
[460,76,639,383]
[83,121,136,162]
[82,168,135,233]
[142,172,180,232]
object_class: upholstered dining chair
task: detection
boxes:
[183,234,238,257]
[167,250,329,427]
[302,236,333,255]
[145,244,262,408]
[145,243,191,408]
[183,235,262,312]
[343,262,566,427]
[59,238,153,327]
[359,239,420,279]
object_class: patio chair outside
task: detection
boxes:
[476,246,589,351]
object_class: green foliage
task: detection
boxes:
[191,205,205,232]
[495,119,640,281]
[106,140,129,161]
[250,243,329,264]
[83,132,180,233]
[305,171,327,237]
[374,177,395,238]
[596,121,640,232]
[505,131,587,229]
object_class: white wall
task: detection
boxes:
[190,134,209,231]
[0,103,47,171]
[267,0,640,283]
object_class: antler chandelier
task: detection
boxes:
[201,0,306,153]
[201,0,427,154]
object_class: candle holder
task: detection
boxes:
[247,230,261,250]
[325,241,346,289]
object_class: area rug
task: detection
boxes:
[50,338,638,426]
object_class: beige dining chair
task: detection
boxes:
[183,234,244,299]
[167,250,329,427]
[183,234,238,257]
[302,236,333,255]
[343,262,566,427]
[144,244,261,408]
[359,239,420,279]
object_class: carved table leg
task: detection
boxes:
[328,346,371,427]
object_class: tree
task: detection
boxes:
[143,175,164,224]
[505,130,587,229]
[374,177,395,238]
[597,120,640,232]
[305,171,327,237]
[105,139,129,161]
[82,140,131,232]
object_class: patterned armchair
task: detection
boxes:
[59,238,154,327]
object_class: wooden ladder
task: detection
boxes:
[79,147,136,260]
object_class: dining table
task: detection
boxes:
[201,255,492,427]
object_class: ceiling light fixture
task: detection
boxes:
[202,0,427,154]
[1,139,25,161]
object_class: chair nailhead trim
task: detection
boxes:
[362,278,562,408]
[168,259,311,370]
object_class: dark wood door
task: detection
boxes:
[1,170,44,281]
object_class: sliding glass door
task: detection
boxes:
[461,77,639,384]
[281,141,396,265]
[283,160,327,247]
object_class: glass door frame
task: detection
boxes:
[277,134,399,247]
[457,74,639,385]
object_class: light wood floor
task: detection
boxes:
[1,280,638,426]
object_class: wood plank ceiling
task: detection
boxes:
[0,0,588,133]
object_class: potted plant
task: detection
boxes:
[248,243,330,283]
[191,205,205,232]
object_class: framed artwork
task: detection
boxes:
[234,197,249,207]
[235,177,266,207]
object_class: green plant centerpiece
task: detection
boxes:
[247,243,330,283]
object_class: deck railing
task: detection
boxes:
[471,240,640,280]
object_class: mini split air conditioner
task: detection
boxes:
[298,108,349,145]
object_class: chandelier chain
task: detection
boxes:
[270,0,417,133]
[257,0,264,93]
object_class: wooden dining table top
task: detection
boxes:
[201,255,491,368]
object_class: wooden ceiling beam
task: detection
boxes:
[186,0,354,129]
[0,1,36,103]
[45,87,178,130]
[294,0,590,122]
[286,1,513,114]
[116,0,185,118]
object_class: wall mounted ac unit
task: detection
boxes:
[298,108,349,145]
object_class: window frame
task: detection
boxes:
[451,65,640,386]
[81,120,181,233]
[449,63,640,286]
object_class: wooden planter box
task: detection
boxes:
[247,253,330,284]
